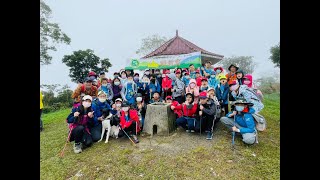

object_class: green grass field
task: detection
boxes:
[40,93,280,180]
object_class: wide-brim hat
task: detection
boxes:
[228,64,239,71]
[234,98,253,106]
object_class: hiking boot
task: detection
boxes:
[132,135,139,143]
[190,130,195,133]
[206,132,213,140]
[186,130,191,133]
[73,142,82,154]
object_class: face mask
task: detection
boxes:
[122,107,129,112]
[134,77,139,81]
[231,91,237,97]
[157,74,161,78]
[116,103,121,107]
[244,80,250,85]
[127,80,133,84]
[136,97,142,102]
[235,105,244,112]
[89,76,96,79]
[99,98,106,103]
[101,84,107,87]
[121,75,126,79]
[155,72,159,75]
[230,84,239,91]
[216,70,221,73]
[82,102,91,108]
[185,75,190,79]
[145,71,150,75]
[201,87,208,91]
[211,75,215,78]
[114,81,120,86]
[114,75,119,79]
[190,83,196,88]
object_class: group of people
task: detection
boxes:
[43,61,265,154]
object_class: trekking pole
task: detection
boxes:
[120,126,136,146]
[232,113,236,148]
[58,129,72,157]
[200,115,202,135]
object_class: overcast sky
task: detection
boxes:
[40,0,280,90]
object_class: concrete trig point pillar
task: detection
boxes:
[144,102,176,136]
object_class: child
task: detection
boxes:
[208,71,218,89]
[199,78,209,92]
[215,75,229,115]
[226,64,239,85]
[185,79,200,103]
[236,70,245,85]
[195,70,203,87]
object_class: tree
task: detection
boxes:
[62,49,112,83]
[40,0,71,65]
[269,42,280,68]
[136,34,168,57]
[217,56,257,74]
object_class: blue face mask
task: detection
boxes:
[211,75,215,78]
[235,105,244,112]
[216,70,221,73]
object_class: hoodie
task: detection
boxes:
[185,79,199,103]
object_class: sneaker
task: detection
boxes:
[186,130,191,133]
[190,130,195,133]
[132,135,139,143]
[73,142,82,154]
[206,132,213,140]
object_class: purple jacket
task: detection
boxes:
[112,85,122,98]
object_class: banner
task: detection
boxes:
[125,52,202,70]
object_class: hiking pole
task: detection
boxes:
[120,126,136,146]
[232,113,236,148]
[58,129,72,157]
[200,116,202,135]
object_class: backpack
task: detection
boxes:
[252,113,266,131]
[81,84,95,93]
[246,87,263,102]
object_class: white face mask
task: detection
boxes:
[121,75,127,79]
[145,71,150,75]
[99,98,106,103]
[136,97,142,102]
[122,107,129,111]
[82,102,91,108]
[116,103,121,107]
[114,81,120,86]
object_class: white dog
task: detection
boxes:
[98,113,120,143]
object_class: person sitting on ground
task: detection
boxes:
[220,98,257,145]
[120,75,137,105]
[111,77,122,103]
[229,83,264,113]
[66,95,95,154]
[198,91,216,140]
[174,93,199,133]
[149,91,163,103]
[90,91,117,142]
[98,78,114,103]
[199,77,209,92]
[72,77,98,103]
[215,75,229,115]
[131,93,147,130]
[226,64,239,85]
[119,101,140,143]
[185,79,199,103]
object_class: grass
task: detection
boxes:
[40,93,280,180]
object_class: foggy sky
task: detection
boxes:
[40,0,280,90]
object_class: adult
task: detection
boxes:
[220,98,257,145]
[111,78,122,103]
[72,77,98,103]
[40,90,44,132]
[226,64,239,85]
[120,75,137,105]
[66,95,95,153]
[171,69,185,104]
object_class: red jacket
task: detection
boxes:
[120,109,141,132]
[171,101,183,118]
[175,103,198,118]
[196,77,202,87]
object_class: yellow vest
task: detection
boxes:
[40,91,43,109]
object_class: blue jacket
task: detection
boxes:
[226,111,255,134]
[215,83,229,104]
[98,84,113,100]
[208,77,218,89]
[182,76,190,86]
[91,100,117,126]
[200,66,213,76]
